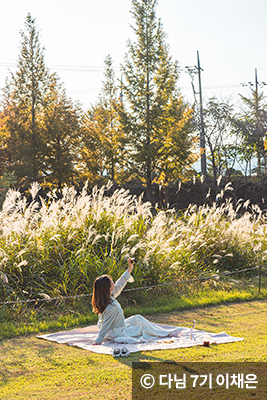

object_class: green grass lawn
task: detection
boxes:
[0,299,266,400]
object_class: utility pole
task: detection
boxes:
[185,51,206,176]
[241,69,266,174]
[196,51,206,176]
[255,68,260,173]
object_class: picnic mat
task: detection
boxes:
[37,323,244,355]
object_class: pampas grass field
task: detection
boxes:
[0,180,266,306]
[0,181,266,400]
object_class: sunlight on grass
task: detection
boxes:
[0,300,266,400]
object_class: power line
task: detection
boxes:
[0,63,120,72]
[0,63,264,91]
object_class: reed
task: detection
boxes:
[0,181,266,303]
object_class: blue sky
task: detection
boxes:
[1,0,267,111]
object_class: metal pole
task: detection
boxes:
[255,68,261,173]
[197,51,207,176]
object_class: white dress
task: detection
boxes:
[95,270,183,344]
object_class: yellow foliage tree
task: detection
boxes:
[82,55,126,184]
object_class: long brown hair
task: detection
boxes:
[92,275,112,314]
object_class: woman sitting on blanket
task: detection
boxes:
[92,258,182,345]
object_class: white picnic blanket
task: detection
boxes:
[37,323,243,355]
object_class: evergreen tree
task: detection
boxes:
[0,13,85,188]
[120,0,195,202]
[83,55,125,183]
[80,113,104,183]
[233,88,267,173]
[1,13,50,184]
[42,75,83,188]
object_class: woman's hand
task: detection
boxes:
[127,258,135,274]
[92,341,102,346]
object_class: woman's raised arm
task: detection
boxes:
[111,259,135,298]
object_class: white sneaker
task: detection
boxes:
[113,348,121,358]
[121,347,130,357]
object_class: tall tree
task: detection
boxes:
[42,75,83,188]
[1,13,51,184]
[0,14,85,188]
[202,97,234,181]
[120,0,195,202]
[83,55,125,183]
[233,87,267,174]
